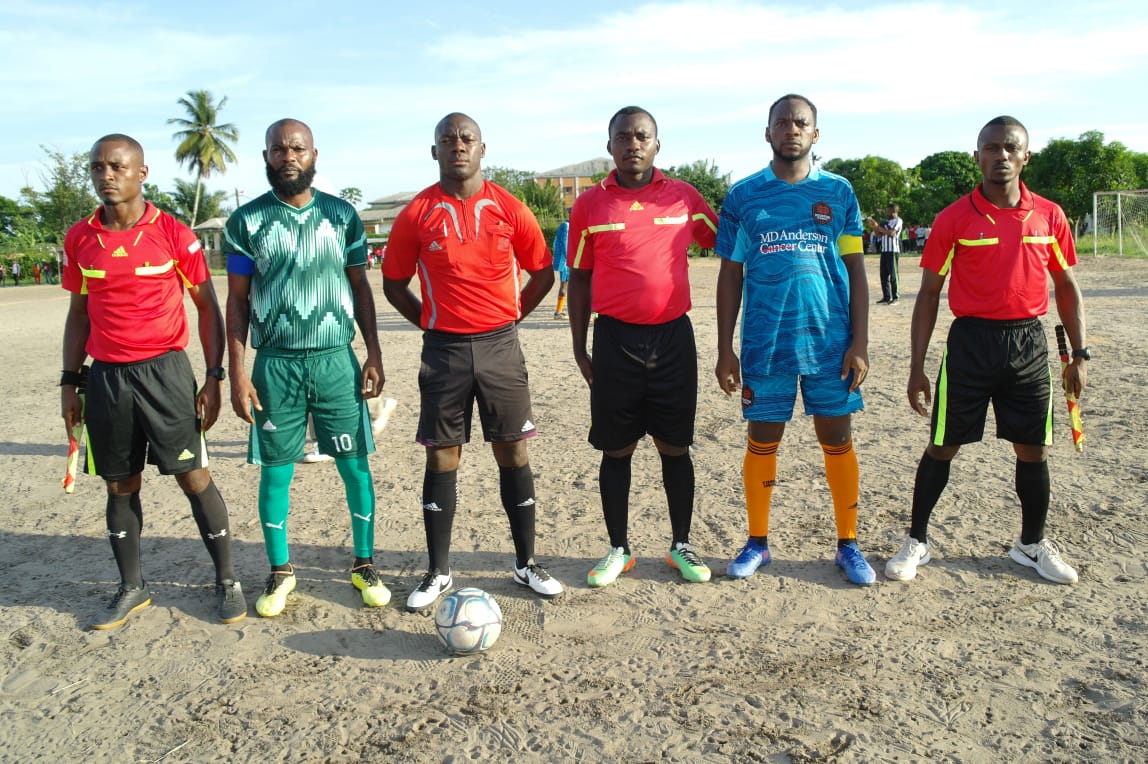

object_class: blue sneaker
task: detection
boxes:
[835,543,876,586]
[726,541,771,578]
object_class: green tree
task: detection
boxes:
[167,90,239,228]
[1025,131,1138,228]
[19,147,98,246]
[822,155,908,218]
[484,166,534,191]
[143,183,179,219]
[664,159,731,215]
[906,150,979,223]
[339,187,363,206]
[516,181,565,222]
[171,178,229,223]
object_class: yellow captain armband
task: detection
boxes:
[838,234,864,256]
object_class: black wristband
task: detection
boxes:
[59,370,84,387]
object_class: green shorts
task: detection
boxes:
[248,345,375,466]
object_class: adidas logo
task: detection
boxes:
[521,419,535,433]
[755,210,771,220]
[177,449,195,460]
[629,201,644,211]
[111,245,129,257]
[207,529,228,540]
[262,421,278,431]
[428,241,443,251]
[423,502,442,512]
[517,498,535,507]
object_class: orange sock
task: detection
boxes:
[743,438,779,537]
[821,438,859,540]
[555,295,567,313]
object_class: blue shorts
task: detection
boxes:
[741,370,863,422]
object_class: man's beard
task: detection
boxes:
[266,162,317,197]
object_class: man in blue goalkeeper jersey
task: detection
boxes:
[715,94,875,586]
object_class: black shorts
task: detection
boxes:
[930,317,1053,447]
[589,314,697,451]
[84,350,207,479]
[417,323,536,447]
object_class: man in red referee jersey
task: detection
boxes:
[567,106,719,587]
[383,113,563,611]
[61,134,244,629]
[886,116,1089,585]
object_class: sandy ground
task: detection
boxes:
[0,256,1145,763]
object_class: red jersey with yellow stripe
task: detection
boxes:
[383,181,550,333]
[568,168,717,325]
[921,182,1076,320]
[62,203,208,362]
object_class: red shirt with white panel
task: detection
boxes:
[383,181,550,333]
[62,203,208,363]
[568,168,718,325]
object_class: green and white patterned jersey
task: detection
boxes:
[225,190,367,350]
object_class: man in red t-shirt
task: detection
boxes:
[567,106,719,587]
[886,116,1089,585]
[383,113,563,610]
[61,134,244,629]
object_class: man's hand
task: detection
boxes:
[361,351,384,400]
[230,371,262,424]
[907,369,932,416]
[61,387,83,435]
[574,351,593,386]
[715,349,741,395]
[840,342,869,392]
[198,379,223,431]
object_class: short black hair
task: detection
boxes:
[768,94,817,126]
[92,133,144,160]
[608,106,657,137]
[982,115,1028,136]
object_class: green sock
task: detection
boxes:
[258,462,295,566]
[336,455,376,559]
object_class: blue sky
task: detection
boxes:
[2,0,1146,207]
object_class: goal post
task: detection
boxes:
[1092,189,1148,257]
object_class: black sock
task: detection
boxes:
[600,453,632,553]
[422,469,457,574]
[660,451,695,546]
[106,491,144,589]
[1016,459,1050,545]
[909,452,951,543]
[499,464,537,569]
[186,478,235,583]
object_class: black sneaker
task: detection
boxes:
[216,580,247,624]
[91,585,152,630]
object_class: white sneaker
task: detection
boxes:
[406,571,452,611]
[885,537,931,581]
[372,398,398,435]
[1009,539,1078,585]
[514,561,564,598]
[301,445,333,464]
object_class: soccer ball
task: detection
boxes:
[433,588,503,655]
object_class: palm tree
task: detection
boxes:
[167,90,239,227]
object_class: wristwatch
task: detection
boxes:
[1071,348,1091,361]
[205,367,227,381]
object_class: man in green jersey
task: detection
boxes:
[225,118,389,617]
